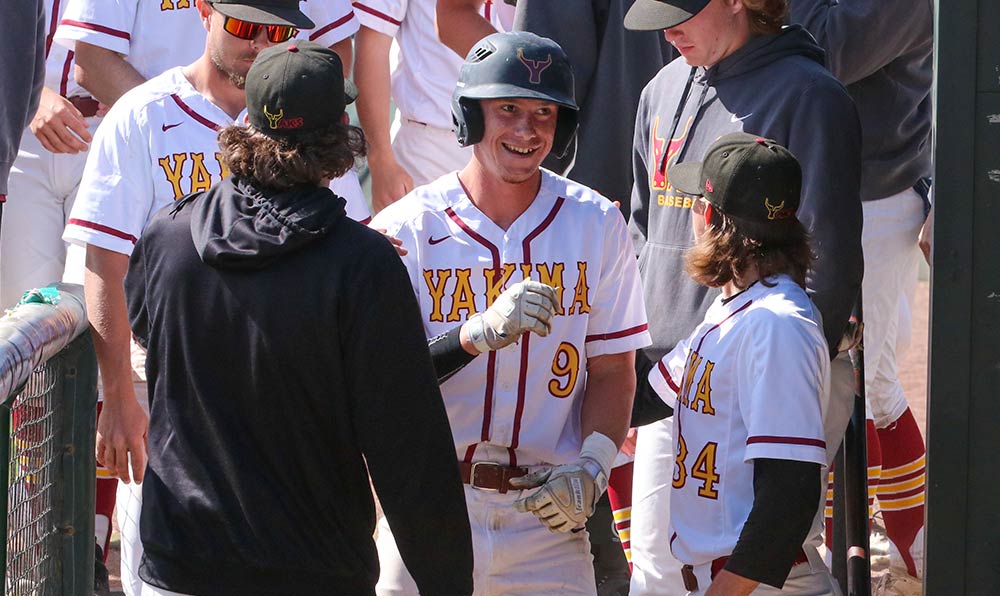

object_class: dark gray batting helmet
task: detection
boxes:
[452,31,579,158]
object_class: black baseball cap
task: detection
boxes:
[624,0,709,31]
[210,0,314,29]
[245,41,358,138]
[669,132,802,225]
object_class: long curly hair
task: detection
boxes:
[217,123,367,192]
[741,0,788,36]
[685,207,813,289]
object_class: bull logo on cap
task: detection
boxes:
[517,48,552,84]
[263,105,284,129]
[765,197,791,220]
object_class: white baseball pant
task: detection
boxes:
[860,189,924,428]
[390,114,473,187]
[0,121,95,309]
[629,417,687,596]
[375,484,597,596]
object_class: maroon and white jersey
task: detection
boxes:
[54,0,358,80]
[371,170,651,467]
[647,275,832,567]
[41,0,86,99]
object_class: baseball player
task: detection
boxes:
[370,31,651,596]
[353,0,505,212]
[622,1,863,593]
[59,2,353,594]
[790,2,934,586]
[637,132,839,596]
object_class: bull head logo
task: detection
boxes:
[764,197,785,220]
[517,48,552,84]
[263,105,284,129]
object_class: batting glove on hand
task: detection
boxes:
[511,459,607,532]
[465,278,559,352]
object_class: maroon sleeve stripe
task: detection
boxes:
[352,2,402,26]
[585,323,649,343]
[309,12,355,41]
[657,360,680,394]
[67,218,138,244]
[59,19,131,41]
[746,435,826,449]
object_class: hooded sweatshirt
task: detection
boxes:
[124,177,473,596]
[630,25,863,358]
[790,0,934,201]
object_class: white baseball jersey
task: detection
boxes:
[55,0,358,80]
[370,170,651,466]
[646,275,831,567]
[354,0,504,131]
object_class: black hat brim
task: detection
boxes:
[667,161,704,196]
[211,2,315,29]
[624,0,701,31]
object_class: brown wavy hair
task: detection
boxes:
[741,0,788,36]
[685,207,813,289]
[218,123,367,192]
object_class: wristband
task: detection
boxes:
[579,432,617,495]
[465,314,491,353]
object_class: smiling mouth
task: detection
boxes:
[502,142,539,155]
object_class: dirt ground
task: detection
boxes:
[103,282,932,594]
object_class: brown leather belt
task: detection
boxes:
[681,549,809,591]
[458,461,528,494]
[67,95,100,118]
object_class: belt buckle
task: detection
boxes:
[470,461,502,491]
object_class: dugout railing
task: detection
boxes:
[0,283,97,596]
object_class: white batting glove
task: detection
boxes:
[464,278,559,352]
[511,432,618,533]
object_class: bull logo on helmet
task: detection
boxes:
[517,48,552,84]
[764,197,787,220]
[263,105,284,130]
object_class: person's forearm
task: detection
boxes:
[74,42,146,106]
[331,37,353,78]
[581,351,636,448]
[353,27,395,163]
[85,245,137,402]
[704,569,759,596]
[436,0,497,58]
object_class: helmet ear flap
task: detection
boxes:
[452,98,484,147]
[550,108,578,158]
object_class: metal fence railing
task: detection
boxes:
[0,284,97,596]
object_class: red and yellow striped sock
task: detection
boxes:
[825,420,882,545]
[607,462,634,571]
[876,408,925,577]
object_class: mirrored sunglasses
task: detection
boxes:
[222,15,298,43]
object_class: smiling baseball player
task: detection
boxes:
[634,133,840,596]
[370,31,650,596]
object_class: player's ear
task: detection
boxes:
[196,0,213,24]
[704,204,713,228]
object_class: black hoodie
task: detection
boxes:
[630,25,863,359]
[125,177,473,596]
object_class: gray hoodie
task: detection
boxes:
[631,25,863,357]
[790,0,934,201]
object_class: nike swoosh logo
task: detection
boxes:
[730,113,752,123]
[429,235,451,245]
[162,122,182,132]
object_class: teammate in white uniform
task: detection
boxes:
[353,0,505,211]
[59,2,357,594]
[632,133,840,596]
[370,32,650,596]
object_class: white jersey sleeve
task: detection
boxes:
[56,0,137,56]
[583,210,652,358]
[648,342,688,407]
[63,94,155,256]
[739,309,829,467]
[303,0,359,47]
[353,0,406,37]
[329,170,372,224]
